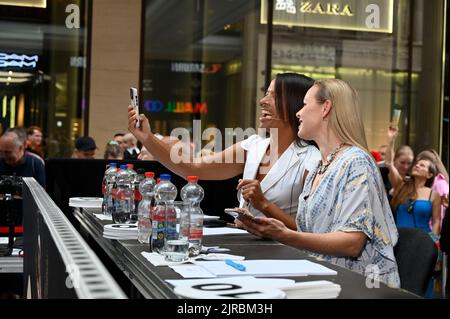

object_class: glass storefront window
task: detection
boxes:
[0,0,89,157]
[269,0,423,153]
[142,0,264,149]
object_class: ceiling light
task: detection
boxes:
[0,71,33,78]
[0,77,31,83]
[0,1,46,8]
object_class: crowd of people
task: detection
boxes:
[1,72,448,297]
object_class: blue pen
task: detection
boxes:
[225,259,246,272]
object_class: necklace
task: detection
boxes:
[317,143,346,175]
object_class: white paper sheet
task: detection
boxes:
[280,281,341,299]
[202,227,247,236]
[203,215,221,221]
[193,259,337,277]
[169,264,217,278]
[69,197,103,208]
[166,276,295,288]
[94,213,113,221]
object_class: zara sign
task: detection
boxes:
[261,0,393,33]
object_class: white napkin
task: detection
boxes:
[94,213,113,221]
[141,252,186,266]
[280,281,341,299]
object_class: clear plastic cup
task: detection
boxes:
[164,201,190,262]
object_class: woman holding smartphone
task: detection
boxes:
[235,79,400,287]
[128,73,321,230]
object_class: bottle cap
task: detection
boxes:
[187,176,199,182]
[109,163,117,167]
[145,172,155,178]
[160,174,171,181]
[127,164,134,169]
[120,165,128,169]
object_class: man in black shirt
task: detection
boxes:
[0,129,45,187]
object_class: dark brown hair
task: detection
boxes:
[391,158,437,211]
[26,126,42,136]
[274,73,315,144]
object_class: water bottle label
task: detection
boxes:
[181,227,190,237]
[152,220,164,229]
[156,230,165,241]
[139,218,151,228]
[134,190,142,201]
[166,225,176,238]
[189,228,203,240]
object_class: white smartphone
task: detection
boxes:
[130,87,140,128]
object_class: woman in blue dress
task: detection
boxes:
[389,151,441,298]
[236,79,400,288]
[388,140,441,236]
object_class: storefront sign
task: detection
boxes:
[0,53,38,69]
[171,62,222,74]
[144,100,208,114]
[70,56,86,68]
[272,42,335,67]
[261,0,393,33]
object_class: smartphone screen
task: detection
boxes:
[130,87,140,128]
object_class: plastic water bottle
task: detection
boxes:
[137,172,155,244]
[181,176,204,256]
[126,164,137,218]
[102,163,117,215]
[151,174,177,253]
[132,168,145,222]
[102,162,117,195]
[113,165,133,223]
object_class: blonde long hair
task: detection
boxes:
[315,79,369,153]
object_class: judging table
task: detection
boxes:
[73,207,419,299]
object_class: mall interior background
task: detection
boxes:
[0,0,448,166]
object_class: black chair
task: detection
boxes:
[394,227,438,296]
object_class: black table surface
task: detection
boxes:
[74,207,419,299]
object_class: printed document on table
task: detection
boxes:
[169,264,217,278]
[193,259,337,277]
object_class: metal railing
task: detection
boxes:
[23,177,126,299]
